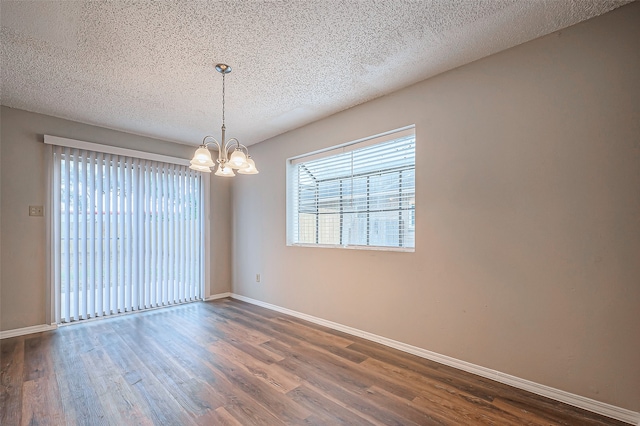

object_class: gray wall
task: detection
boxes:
[0,106,232,330]
[231,4,640,412]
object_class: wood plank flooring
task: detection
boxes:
[0,298,630,425]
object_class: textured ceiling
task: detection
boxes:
[0,0,631,147]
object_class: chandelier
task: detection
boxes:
[189,64,259,176]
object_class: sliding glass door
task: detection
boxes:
[51,146,203,323]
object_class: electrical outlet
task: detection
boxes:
[256,274,261,283]
[29,205,44,217]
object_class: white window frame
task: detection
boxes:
[286,126,415,252]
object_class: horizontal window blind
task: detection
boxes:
[51,146,203,323]
[289,128,415,249]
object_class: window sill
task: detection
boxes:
[288,243,414,253]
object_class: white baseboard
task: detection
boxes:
[0,323,58,339]
[230,293,639,425]
[205,292,231,301]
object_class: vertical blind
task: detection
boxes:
[289,128,415,249]
[51,146,203,323]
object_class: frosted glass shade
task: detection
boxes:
[214,163,235,177]
[190,146,215,167]
[228,149,248,169]
[237,157,259,174]
[189,163,212,173]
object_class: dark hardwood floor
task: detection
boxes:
[0,298,630,425]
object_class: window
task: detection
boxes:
[287,127,415,250]
[50,143,203,323]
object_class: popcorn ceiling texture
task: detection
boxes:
[0,0,631,146]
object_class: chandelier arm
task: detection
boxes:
[224,137,242,152]
[202,135,221,149]
[201,136,226,164]
[224,139,252,158]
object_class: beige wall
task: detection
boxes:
[231,3,640,412]
[210,176,232,295]
[0,106,232,330]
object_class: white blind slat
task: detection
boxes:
[191,171,198,300]
[143,161,151,309]
[133,157,141,310]
[87,152,95,317]
[172,166,178,303]
[79,151,88,319]
[125,157,133,311]
[179,169,186,302]
[96,152,104,316]
[186,171,192,301]
[150,162,158,307]
[162,162,169,305]
[117,156,124,312]
[53,147,62,322]
[73,149,80,320]
[105,155,112,314]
